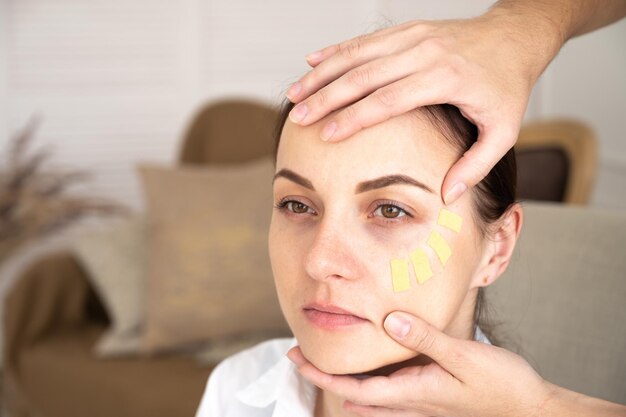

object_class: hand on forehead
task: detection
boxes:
[277,109,460,200]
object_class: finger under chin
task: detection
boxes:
[287,346,414,408]
[293,358,335,388]
[295,364,408,409]
[286,346,308,366]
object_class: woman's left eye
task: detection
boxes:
[373,203,409,219]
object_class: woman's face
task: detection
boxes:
[269,110,487,375]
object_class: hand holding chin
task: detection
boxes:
[287,312,551,417]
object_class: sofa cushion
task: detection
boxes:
[138,158,290,353]
[73,217,147,357]
[487,201,626,404]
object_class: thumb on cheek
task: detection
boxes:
[384,311,471,380]
[383,311,446,359]
[384,312,412,339]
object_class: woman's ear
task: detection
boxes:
[471,203,524,288]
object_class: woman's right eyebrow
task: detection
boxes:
[273,168,315,190]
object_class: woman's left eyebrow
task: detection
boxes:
[355,175,435,195]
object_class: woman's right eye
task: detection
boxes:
[275,199,316,215]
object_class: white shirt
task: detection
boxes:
[195,327,491,417]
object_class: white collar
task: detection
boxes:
[236,339,317,417]
[475,325,491,345]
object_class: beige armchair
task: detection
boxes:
[516,119,598,204]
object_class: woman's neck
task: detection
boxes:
[314,289,479,417]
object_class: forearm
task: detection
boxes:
[476,0,626,84]
[491,0,626,41]
[537,382,626,417]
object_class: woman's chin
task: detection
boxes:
[301,343,418,375]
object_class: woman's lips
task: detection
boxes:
[303,303,369,330]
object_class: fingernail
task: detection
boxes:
[321,122,337,141]
[385,314,411,338]
[306,50,322,63]
[289,103,308,123]
[286,82,302,100]
[444,182,467,205]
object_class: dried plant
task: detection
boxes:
[0,117,129,265]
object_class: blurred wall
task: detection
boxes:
[0,0,624,210]
[540,23,626,209]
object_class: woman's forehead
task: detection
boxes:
[276,112,457,192]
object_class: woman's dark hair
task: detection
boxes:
[273,100,517,346]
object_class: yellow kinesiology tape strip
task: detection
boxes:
[409,248,434,284]
[437,208,463,233]
[390,258,411,292]
[428,230,452,265]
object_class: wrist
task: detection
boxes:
[531,381,563,416]
[481,1,566,83]
[534,381,626,417]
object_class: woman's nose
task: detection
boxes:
[304,218,361,282]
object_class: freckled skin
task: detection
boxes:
[269,110,488,375]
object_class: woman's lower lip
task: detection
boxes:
[304,309,368,329]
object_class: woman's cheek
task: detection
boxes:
[269,216,311,295]
[268,233,301,332]
[373,228,476,331]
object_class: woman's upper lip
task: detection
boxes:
[303,302,368,320]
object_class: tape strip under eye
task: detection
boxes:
[409,248,434,284]
[390,208,463,292]
[428,230,452,266]
[437,208,463,232]
[390,258,411,292]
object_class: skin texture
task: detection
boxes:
[269,110,524,416]
[285,0,626,205]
